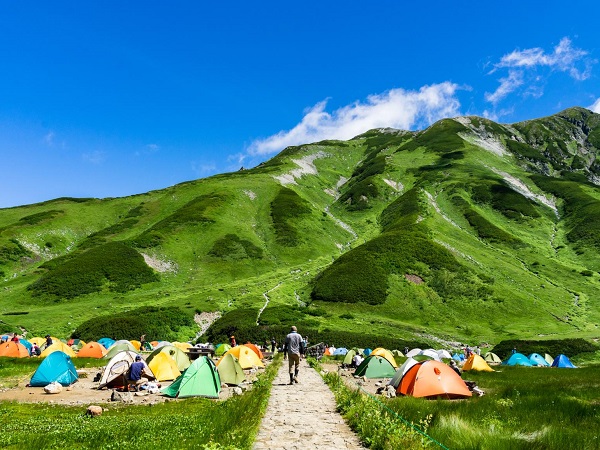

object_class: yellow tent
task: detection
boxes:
[463,354,494,372]
[148,352,181,381]
[173,342,192,351]
[217,345,264,369]
[41,341,77,358]
[28,337,46,347]
[130,340,141,351]
[370,348,398,368]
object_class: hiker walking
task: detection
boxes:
[140,334,146,351]
[270,337,277,352]
[283,326,303,385]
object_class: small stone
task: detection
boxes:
[86,405,103,417]
[44,382,62,394]
[233,387,243,396]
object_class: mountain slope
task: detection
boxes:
[1,107,600,346]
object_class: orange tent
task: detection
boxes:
[324,347,332,356]
[398,360,472,399]
[244,342,264,359]
[77,342,107,358]
[0,341,30,358]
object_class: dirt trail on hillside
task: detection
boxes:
[253,359,365,449]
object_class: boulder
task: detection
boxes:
[43,382,62,394]
[232,387,243,396]
[86,405,103,417]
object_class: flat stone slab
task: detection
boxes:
[253,359,365,449]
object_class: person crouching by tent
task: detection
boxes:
[449,359,462,377]
[127,355,149,391]
[352,353,364,368]
[31,343,41,357]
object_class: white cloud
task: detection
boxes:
[494,37,590,78]
[248,82,462,156]
[485,70,524,104]
[82,151,106,165]
[43,131,55,146]
[191,160,216,176]
[486,37,594,105]
[590,98,600,113]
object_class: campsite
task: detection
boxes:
[1,336,599,449]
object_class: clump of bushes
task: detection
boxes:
[270,187,312,246]
[28,242,159,299]
[72,306,193,342]
[18,210,63,225]
[208,234,263,260]
[130,194,225,248]
[0,239,31,266]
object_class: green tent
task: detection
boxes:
[484,352,502,364]
[354,355,397,379]
[343,349,357,366]
[162,356,221,399]
[104,342,138,360]
[215,343,231,356]
[147,345,191,371]
[216,353,245,385]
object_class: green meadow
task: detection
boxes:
[0,356,282,450]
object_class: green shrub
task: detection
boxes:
[28,242,159,299]
[0,239,31,265]
[130,194,225,248]
[270,187,312,246]
[208,234,263,260]
[18,209,63,225]
[72,306,193,342]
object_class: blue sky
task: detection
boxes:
[1,1,599,208]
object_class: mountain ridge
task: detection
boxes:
[1,106,600,347]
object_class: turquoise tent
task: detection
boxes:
[333,347,348,356]
[363,348,372,357]
[19,339,33,353]
[552,354,576,368]
[162,356,221,398]
[98,337,115,349]
[30,351,78,387]
[528,353,549,366]
[504,353,533,367]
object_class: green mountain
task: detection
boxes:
[2,107,600,347]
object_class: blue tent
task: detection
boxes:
[333,347,348,356]
[19,339,33,352]
[30,351,78,387]
[98,338,115,349]
[363,348,372,357]
[452,353,465,361]
[528,353,550,367]
[552,354,576,368]
[504,353,533,367]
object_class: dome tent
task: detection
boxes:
[354,355,396,379]
[30,351,78,387]
[162,356,221,399]
[398,360,471,399]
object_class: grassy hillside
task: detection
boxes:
[2,107,600,351]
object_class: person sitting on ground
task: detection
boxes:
[449,359,462,377]
[31,343,41,356]
[44,334,53,349]
[127,355,149,391]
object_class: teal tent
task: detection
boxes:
[354,355,396,378]
[552,354,576,368]
[528,353,549,366]
[343,349,357,366]
[162,356,221,398]
[30,351,78,387]
[504,353,532,367]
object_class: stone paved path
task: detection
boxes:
[253,358,365,449]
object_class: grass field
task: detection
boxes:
[0,355,282,450]
[322,359,600,450]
